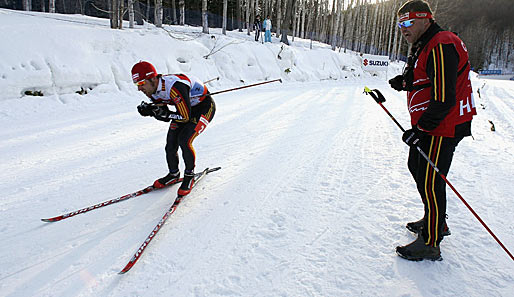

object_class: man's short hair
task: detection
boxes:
[398,0,433,15]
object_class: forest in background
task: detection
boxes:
[2,0,512,71]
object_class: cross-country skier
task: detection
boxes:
[131,61,216,196]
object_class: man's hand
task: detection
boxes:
[137,101,157,117]
[389,75,405,92]
[153,105,172,122]
[402,127,423,147]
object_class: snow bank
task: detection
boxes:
[0,8,403,102]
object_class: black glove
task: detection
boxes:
[402,127,423,147]
[370,89,386,103]
[389,75,405,92]
[153,105,173,122]
[137,101,157,117]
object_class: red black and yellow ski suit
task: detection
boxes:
[150,74,215,174]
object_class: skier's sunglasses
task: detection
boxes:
[398,19,415,29]
[134,79,146,86]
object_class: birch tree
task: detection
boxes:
[49,0,55,13]
[276,0,282,38]
[223,0,228,35]
[246,0,251,35]
[155,0,163,28]
[202,0,208,33]
[179,0,185,25]
[129,0,135,28]
[331,0,342,51]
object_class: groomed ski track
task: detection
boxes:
[1,81,513,297]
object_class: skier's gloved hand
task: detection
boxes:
[137,101,156,117]
[402,127,423,147]
[389,75,405,92]
[153,105,172,122]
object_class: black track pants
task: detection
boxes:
[165,99,215,173]
[407,134,463,247]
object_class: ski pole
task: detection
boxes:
[364,86,514,262]
[203,78,282,97]
[150,79,283,106]
[203,76,220,84]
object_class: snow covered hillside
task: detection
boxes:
[1,9,513,297]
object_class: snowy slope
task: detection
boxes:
[1,9,513,297]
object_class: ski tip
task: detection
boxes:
[41,218,58,223]
[207,166,221,173]
[364,86,372,93]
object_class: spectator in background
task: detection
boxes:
[254,15,262,42]
[263,16,272,43]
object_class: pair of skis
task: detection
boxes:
[41,167,221,274]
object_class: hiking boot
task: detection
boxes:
[153,171,180,189]
[406,218,451,237]
[177,171,195,196]
[396,232,442,261]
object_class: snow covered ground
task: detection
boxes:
[1,9,513,297]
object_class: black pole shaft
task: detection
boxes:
[207,78,282,97]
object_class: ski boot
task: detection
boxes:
[177,171,195,196]
[153,171,180,189]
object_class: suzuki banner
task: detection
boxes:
[361,54,390,72]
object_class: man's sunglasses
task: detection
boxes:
[134,79,146,86]
[398,19,415,28]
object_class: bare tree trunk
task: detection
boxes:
[146,0,151,22]
[223,0,228,35]
[129,0,135,28]
[304,0,313,40]
[292,0,299,41]
[119,0,124,29]
[111,0,119,29]
[276,0,282,37]
[387,0,397,58]
[280,0,296,44]
[300,0,306,39]
[179,0,185,25]
[49,0,55,13]
[154,0,162,27]
[336,0,346,47]
[22,0,30,11]
[171,0,177,24]
[202,0,209,33]
[369,2,379,54]
[246,0,251,35]
[345,0,354,50]
[331,0,342,50]
[237,0,242,32]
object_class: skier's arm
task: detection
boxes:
[416,43,459,131]
[168,82,191,123]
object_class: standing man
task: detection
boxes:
[389,1,476,261]
[254,15,262,42]
[263,16,272,43]
[131,61,216,196]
